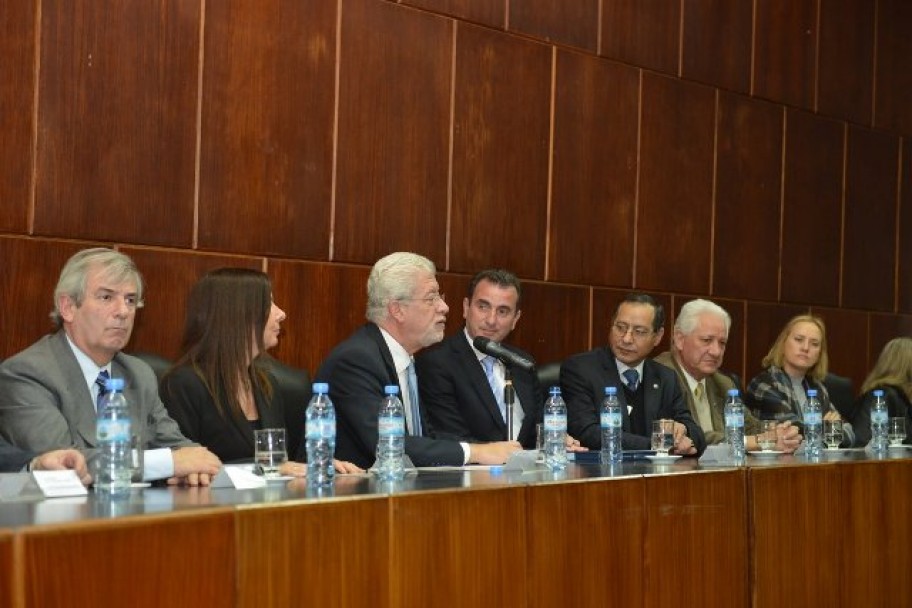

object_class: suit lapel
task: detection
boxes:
[453,335,505,431]
[51,331,100,447]
[642,360,662,423]
[598,349,631,431]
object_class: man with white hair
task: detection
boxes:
[654,299,801,452]
[317,252,520,469]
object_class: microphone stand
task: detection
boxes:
[504,366,515,441]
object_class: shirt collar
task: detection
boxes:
[615,359,644,380]
[378,326,412,374]
[463,328,489,363]
[64,333,112,392]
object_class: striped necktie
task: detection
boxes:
[406,360,422,436]
[95,370,110,412]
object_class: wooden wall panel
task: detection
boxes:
[900,140,912,314]
[0,237,100,359]
[601,0,680,75]
[268,259,370,375]
[0,532,14,608]
[508,0,599,53]
[449,25,551,277]
[509,280,590,365]
[401,0,505,28]
[236,498,389,608]
[753,0,817,110]
[780,110,843,306]
[882,461,912,596]
[198,0,336,259]
[527,478,645,608]
[744,301,807,380]
[123,247,264,360]
[874,0,912,136]
[644,470,748,608]
[681,0,752,94]
[0,1,35,233]
[20,510,236,608]
[868,313,912,366]
[841,126,899,312]
[811,306,869,386]
[391,487,526,607]
[33,0,199,247]
[335,0,452,265]
[549,51,638,287]
[637,74,715,295]
[817,0,874,126]
[713,93,783,301]
[593,288,672,356]
[671,295,747,385]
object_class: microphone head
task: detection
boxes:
[472,336,493,351]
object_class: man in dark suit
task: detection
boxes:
[562,293,705,455]
[416,269,543,448]
[0,439,91,484]
[317,253,520,469]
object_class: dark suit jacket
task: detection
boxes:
[160,364,302,463]
[0,437,33,473]
[316,323,465,469]
[560,347,706,454]
[851,384,912,446]
[416,332,543,449]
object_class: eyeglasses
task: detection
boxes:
[612,321,652,340]
[402,292,446,306]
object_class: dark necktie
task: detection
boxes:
[95,370,111,412]
[622,368,639,392]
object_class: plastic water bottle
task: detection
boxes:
[305,382,335,486]
[376,385,405,481]
[600,386,622,465]
[95,377,132,496]
[870,388,889,452]
[543,386,568,471]
[724,388,746,463]
[804,389,823,458]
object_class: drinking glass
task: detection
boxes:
[651,420,674,454]
[254,428,287,478]
[758,420,778,451]
[888,417,907,447]
[823,419,844,450]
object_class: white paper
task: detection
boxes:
[32,470,88,497]
[211,465,266,489]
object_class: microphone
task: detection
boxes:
[473,337,536,372]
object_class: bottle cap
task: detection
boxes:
[727,388,739,397]
[384,385,400,395]
[105,377,126,391]
[549,386,561,396]
[873,389,884,397]
[604,386,617,395]
[807,389,818,397]
[312,382,329,394]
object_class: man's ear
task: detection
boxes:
[57,294,77,323]
[652,327,664,347]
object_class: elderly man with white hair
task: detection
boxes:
[654,299,801,453]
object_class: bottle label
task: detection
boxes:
[306,419,336,439]
[871,410,888,424]
[725,413,744,427]
[544,413,566,433]
[600,412,622,428]
[97,419,130,442]
[804,411,822,425]
[378,416,405,437]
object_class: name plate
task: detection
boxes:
[211,465,267,489]
[0,471,87,501]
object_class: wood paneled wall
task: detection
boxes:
[1,0,911,391]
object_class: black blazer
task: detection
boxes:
[560,347,705,454]
[0,437,33,473]
[316,323,465,469]
[416,332,543,449]
[850,384,912,446]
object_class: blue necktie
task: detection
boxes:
[406,360,422,436]
[622,368,639,392]
[95,370,110,412]
[482,356,506,422]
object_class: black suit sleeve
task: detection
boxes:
[416,348,481,443]
[561,355,604,450]
[0,437,34,473]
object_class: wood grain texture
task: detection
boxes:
[20,510,236,608]
[713,92,783,302]
[509,280,590,364]
[753,0,817,110]
[527,477,645,608]
[874,0,912,136]
[637,73,715,295]
[198,0,336,259]
[868,313,912,365]
[334,0,452,265]
[817,0,874,126]
[236,496,389,608]
[508,0,599,52]
[681,0,753,93]
[0,0,36,233]
[390,487,527,607]
[401,0,505,28]
[122,247,265,360]
[899,139,912,313]
[780,110,843,306]
[810,306,869,387]
[450,24,551,278]
[0,531,15,608]
[33,0,200,246]
[548,50,639,287]
[601,0,681,75]
[841,126,899,312]
[644,470,748,608]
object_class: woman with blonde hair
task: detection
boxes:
[745,314,855,446]
[851,337,912,446]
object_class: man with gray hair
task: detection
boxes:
[654,298,801,452]
[317,252,520,469]
[0,248,221,485]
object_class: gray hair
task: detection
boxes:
[674,299,730,336]
[51,248,145,327]
[366,252,436,323]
